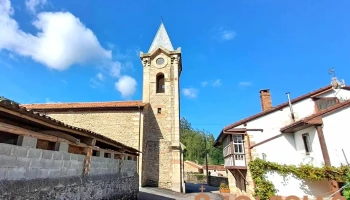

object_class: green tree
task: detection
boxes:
[180,117,224,165]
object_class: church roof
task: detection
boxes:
[148,22,174,53]
[22,101,146,111]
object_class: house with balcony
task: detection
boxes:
[214,81,350,198]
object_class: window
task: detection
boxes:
[315,98,338,111]
[233,135,244,154]
[156,73,165,93]
[157,108,162,114]
[302,133,312,154]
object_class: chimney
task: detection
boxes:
[259,89,272,111]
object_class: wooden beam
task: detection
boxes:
[81,138,96,146]
[89,146,136,157]
[40,130,81,144]
[83,147,93,175]
[0,121,87,148]
[0,107,126,150]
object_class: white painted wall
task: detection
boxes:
[318,88,350,101]
[227,88,350,198]
[322,106,350,167]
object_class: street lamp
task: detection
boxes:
[203,132,209,185]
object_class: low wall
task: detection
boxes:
[0,174,138,199]
[208,176,228,187]
[185,172,207,184]
[0,139,138,200]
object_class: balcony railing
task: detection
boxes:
[223,144,246,168]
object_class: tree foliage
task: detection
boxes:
[180,117,224,165]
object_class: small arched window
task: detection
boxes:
[156,73,165,93]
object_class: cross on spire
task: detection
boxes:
[199,185,205,193]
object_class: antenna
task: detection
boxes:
[329,68,345,89]
[161,16,164,23]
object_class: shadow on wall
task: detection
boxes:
[142,105,163,187]
[299,179,330,197]
[278,173,329,197]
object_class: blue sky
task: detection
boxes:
[1,0,350,138]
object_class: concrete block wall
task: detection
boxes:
[0,143,85,180]
[90,156,120,175]
[121,159,137,176]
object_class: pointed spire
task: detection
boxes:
[148,22,174,53]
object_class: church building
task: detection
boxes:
[23,22,185,192]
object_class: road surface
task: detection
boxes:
[139,183,224,200]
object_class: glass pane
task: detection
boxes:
[234,135,242,143]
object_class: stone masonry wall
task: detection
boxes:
[45,110,141,150]
[0,137,139,199]
[0,174,138,200]
[142,104,173,189]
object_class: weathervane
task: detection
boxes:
[328,67,336,78]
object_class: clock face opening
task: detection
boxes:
[156,57,165,65]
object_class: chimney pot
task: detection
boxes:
[260,89,272,111]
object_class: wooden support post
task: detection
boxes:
[83,147,93,175]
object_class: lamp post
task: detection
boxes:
[204,132,209,185]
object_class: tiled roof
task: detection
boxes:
[223,85,350,131]
[214,85,350,146]
[202,165,226,171]
[184,161,203,169]
[22,101,146,110]
[0,98,139,154]
[280,99,350,132]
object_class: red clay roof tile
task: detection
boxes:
[22,101,146,110]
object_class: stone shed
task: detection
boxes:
[0,97,139,199]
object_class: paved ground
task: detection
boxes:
[139,183,224,200]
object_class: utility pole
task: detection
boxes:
[204,132,209,185]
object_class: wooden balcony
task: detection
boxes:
[223,144,247,169]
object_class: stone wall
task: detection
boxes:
[0,137,139,199]
[209,176,228,187]
[185,172,207,184]
[0,174,138,200]
[45,110,141,150]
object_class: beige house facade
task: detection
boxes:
[23,22,185,193]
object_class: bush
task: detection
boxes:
[343,172,350,200]
[219,182,229,189]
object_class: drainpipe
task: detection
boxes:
[137,106,141,175]
[286,92,295,121]
[245,134,256,189]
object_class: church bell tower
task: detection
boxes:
[140,22,183,192]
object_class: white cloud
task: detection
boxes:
[201,79,222,87]
[114,75,137,98]
[1,0,139,98]
[201,81,208,87]
[89,72,105,88]
[110,61,121,78]
[215,27,236,41]
[220,30,236,40]
[45,97,60,103]
[25,0,47,14]
[0,0,112,71]
[238,81,252,87]
[96,72,104,81]
[212,79,222,87]
[182,88,198,99]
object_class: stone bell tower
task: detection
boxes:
[140,22,183,192]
